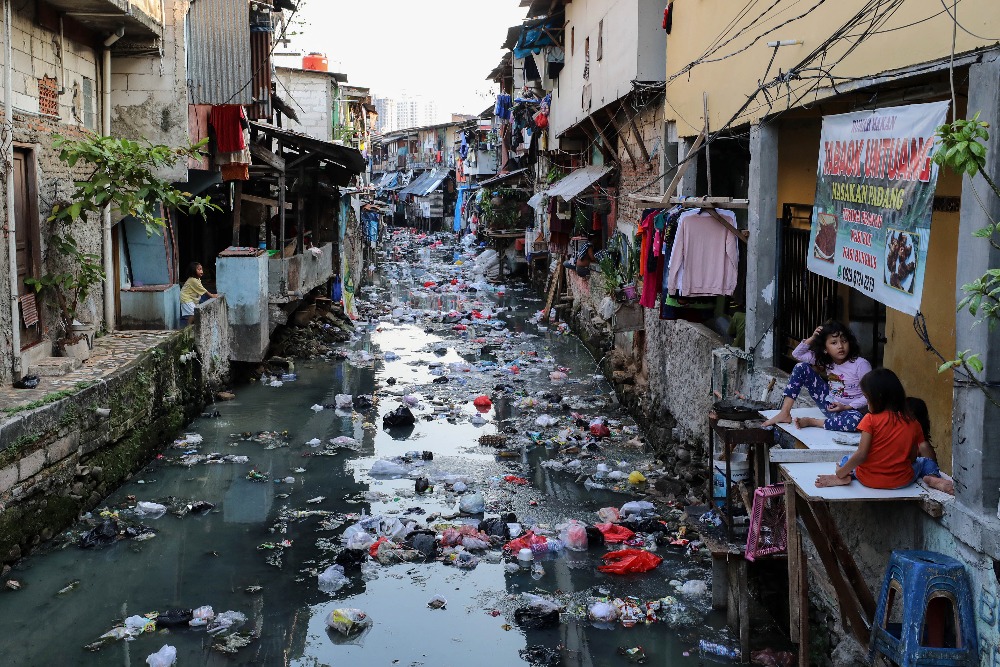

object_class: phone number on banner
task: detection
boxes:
[838,265,875,293]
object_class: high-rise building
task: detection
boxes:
[373,94,441,132]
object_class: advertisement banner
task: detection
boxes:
[808,101,949,315]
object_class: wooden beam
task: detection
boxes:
[250,142,286,172]
[607,110,637,169]
[587,115,617,165]
[785,476,802,644]
[241,193,293,210]
[810,502,877,619]
[660,128,705,203]
[232,181,243,246]
[707,208,750,244]
[627,111,652,167]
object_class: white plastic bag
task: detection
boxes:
[335,394,353,410]
[588,601,618,623]
[598,296,616,321]
[535,414,558,427]
[190,605,215,627]
[327,608,371,636]
[458,492,485,514]
[620,501,655,517]
[369,459,409,478]
[134,502,167,518]
[318,564,350,593]
[145,645,177,667]
[559,520,589,551]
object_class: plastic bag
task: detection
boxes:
[559,520,589,551]
[588,601,618,623]
[679,579,708,597]
[549,371,567,382]
[472,395,492,409]
[334,394,353,410]
[207,610,246,636]
[590,421,611,438]
[383,405,416,427]
[318,564,350,593]
[369,459,408,478]
[628,471,647,484]
[598,296,616,321]
[535,414,559,427]
[596,507,620,523]
[504,531,547,553]
[458,492,485,514]
[190,605,214,627]
[597,549,663,574]
[135,502,167,518]
[327,608,370,636]
[619,501,655,518]
[145,644,177,667]
[345,531,375,551]
[596,523,635,543]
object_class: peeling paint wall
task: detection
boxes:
[110,0,189,182]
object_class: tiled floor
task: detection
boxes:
[0,331,178,419]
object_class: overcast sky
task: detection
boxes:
[285,0,528,119]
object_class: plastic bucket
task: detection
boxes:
[713,458,751,506]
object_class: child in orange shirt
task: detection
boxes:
[816,369,937,490]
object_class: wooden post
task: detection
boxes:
[232,180,243,246]
[588,115,617,165]
[297,166,305,253]
[608,111,638,169]
[785,478,802,643]
[278,172,287,292]
[660,129,705,203]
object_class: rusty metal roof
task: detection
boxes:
[187,0,253,105]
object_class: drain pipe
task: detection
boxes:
[101,26,123,332]
[3,0,22,377]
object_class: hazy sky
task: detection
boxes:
[286,0,528,118]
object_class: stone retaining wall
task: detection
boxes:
[0,331,206,571]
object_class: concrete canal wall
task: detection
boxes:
[0,329,219,572]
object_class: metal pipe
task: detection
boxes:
[101,27,123,332]
[3,0,22,377]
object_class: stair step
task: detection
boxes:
[28,357,82,377]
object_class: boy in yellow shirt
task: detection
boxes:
[180,262,218,325]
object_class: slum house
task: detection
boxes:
[183,0,366,361]
[625,0,999,663]
[0,0,195,386]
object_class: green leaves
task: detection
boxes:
[938,350,984,375]
[933,116,991,178]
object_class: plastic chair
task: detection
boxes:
[869,550,978,667]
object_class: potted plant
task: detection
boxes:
[26,134,216,357]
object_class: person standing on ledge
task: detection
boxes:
[180,261,219,326]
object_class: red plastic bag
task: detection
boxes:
[504,531,547,553]
[503,475,529,486]
[590,423,611,437]
[596,523,635,543]
[597,549,663,574]
[369,536,390,557]
[473,396,493,409]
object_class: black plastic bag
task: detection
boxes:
[335,548,367,569]
[414,477,430,494]
[382,406,416,427]
[79,519,119,549]
[514,606,560,629]
[12,375,39,389]
[407,531,438,560]
[479,518,510,539]
[585,525,605,548]
[156,609,194,627]
[353,395,374,411]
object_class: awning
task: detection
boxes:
[477,167,531,188]
[400,169,449,197]
[544,165,612,201]
[250,121,367,174]
[527,192,545,211]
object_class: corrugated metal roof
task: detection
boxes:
[545,165,611,200]
[188,0,253,105]
[478,167,530,187]
[399,169,449,197]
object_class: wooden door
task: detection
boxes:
[13,149,42,348]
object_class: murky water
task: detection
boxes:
[0,234,738,666]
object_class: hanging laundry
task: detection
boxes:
[210,105,247,152]
[666,208,739,297]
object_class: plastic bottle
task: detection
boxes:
[530,538,564,555]
[698,639,740,659]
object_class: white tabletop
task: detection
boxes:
[779,462,934,502]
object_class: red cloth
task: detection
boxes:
[210,105,246,152]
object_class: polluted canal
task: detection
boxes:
[0,230,757,666]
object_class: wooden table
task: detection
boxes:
[708,416,774,540]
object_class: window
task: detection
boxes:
[570,26,574,55]
[82,77,95,130]
[597,20,603,61]
[583,37,590,80]
[38,76,58,117]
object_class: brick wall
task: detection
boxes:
[275,69,334,142]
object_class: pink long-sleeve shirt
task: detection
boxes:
[666,209,739,297]
[792,340,872,409]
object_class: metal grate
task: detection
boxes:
[776,203,838,372]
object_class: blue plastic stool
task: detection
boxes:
[869,550,978,667]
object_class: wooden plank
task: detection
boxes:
[810,502,876,619]
[769,448,849,463]
[712,554,729,610]
[726,557,740,630]
[797,495,871,647]
[707,208,750,244]
[797,533,809,667]
[660,128,705,204]
[608,111,638,169]
[587,115,618,165]
[250,142,286,172]
[786,478,802,644]
[627,112,652,166]
[242,193,293,210]
[738,558,750,658]
[232,180,243,246]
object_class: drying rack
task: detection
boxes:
[628,195,751,243]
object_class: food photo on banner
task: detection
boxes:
[807,100,950,315]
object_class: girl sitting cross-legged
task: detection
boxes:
[762,321,872,432]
